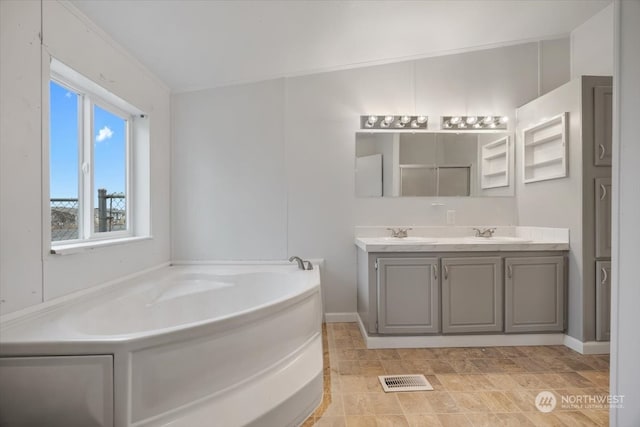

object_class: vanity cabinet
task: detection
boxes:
[505,256,565,333]
[377,257,440,334]
[441,257,503,333]
[357,249,567,337]
[596,261,611,341]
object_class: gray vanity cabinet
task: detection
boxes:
[505,256,565,333]
[441,257,503,333]
[596,261,611,341]
[377,257,440,334]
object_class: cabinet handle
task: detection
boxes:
[432,264,438,281]
[507,265,513,278]
[443,265,449,280]
[599,144,606,160]
[600,184,607,201]
[601,267,608,285]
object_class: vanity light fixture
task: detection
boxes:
[441,115,509,130]
[360,115,428,130]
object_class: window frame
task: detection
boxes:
[49,72,135,248]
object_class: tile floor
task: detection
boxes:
[302,323,610,426]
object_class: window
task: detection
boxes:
[49,60,146,249]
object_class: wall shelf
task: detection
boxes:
[481,136,509,189]
[522,112,568,184]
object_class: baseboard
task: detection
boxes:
[355,316,564,348]
[563,335,611,355]
[324,312,358,323]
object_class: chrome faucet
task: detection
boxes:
[387,227,412,238]
[289,256,313,270]
[473,227,496,238]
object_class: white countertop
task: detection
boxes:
[354,226,570,252]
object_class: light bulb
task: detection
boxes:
[499,116,509,124]
[458,122,467,128]
[380,120,390,128]
[395,121,405,128]
[466,116,477,125]
[444,121,452,129]
[473,123,481,128]
[400,115,411,124]
[410,120,419,128]
[365,121,374,128]
[384,115,394,124]
[450,116,461,124]
[489,123,496,128]
[416,116,428,124]
[482,116,494,124]
[367,115,378,125]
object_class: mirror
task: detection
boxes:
[355,132,513,197]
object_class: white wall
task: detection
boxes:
[611,1,640,425]
[172,79,287,261]
[515,80,585,340]
[571,3,614,79]
[0,1,171,314]
[173,41,569,315]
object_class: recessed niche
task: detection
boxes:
[522,112,568,184]
[481,136,509,189]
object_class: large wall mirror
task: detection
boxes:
[355,132,514,198]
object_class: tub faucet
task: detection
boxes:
[289,256,314,270]
[473,227,496,238]
[387,227,412,238]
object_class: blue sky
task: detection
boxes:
[49,80,126,201]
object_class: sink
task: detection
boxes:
[376,237,437,243]
[463,236,531,243]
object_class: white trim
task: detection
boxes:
[563,335,611,355]
[51,236,153,255]
[355,316,566,350]
[324,313,358,323]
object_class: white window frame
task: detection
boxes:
[48,60,144,252]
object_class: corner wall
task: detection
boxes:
[0,1,171,314]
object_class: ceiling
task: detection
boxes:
[70,0,610,93]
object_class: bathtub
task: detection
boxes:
[0,263,323,427]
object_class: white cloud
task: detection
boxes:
[96,126,114,142]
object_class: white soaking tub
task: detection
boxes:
[0,263,323,427]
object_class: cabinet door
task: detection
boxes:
[505,256,565,333]
[377,257,439,334]
[596,261,611,341]
[595,177,612,258]
[441,257,503,333]
[594,86,613,166]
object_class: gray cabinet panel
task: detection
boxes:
[505,256,565,333]
[377,257,439,334]
[442,257,503,333]
[595,177,612,258]
[596,261,611,341]
[594,86,613,166]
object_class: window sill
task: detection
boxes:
[50,236,153,255]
